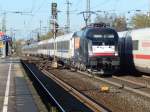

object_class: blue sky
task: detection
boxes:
[0,0,149,40]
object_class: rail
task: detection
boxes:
[21,61,66,112]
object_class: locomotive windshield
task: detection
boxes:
[92,34,116,46]
[86,28,118,46]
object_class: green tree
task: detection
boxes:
[131,14,150,28]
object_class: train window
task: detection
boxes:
[43,44,46,49]
[93,35,103,38]
[52,43,54,49]
[62,41,69,50]
[46,44,48,49]
[132,40,139,50]
[91,36,115,46]
[40,45,42,49]
[46,44,49,49]
[92,34,102,38]
[47,43,51,49]
[42,45,44,49]
[47,44,49,49]
[49,43,54,49]
[57,42,61,50]
[56,41,69,51]
[66,41,70,50]
[39,45,41,49]
[104,34,114,38]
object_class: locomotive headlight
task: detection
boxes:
[115,52,118,56]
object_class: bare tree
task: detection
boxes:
[131,13,150,29]
[113,16,127,31]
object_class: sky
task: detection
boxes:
[0,0,149,40]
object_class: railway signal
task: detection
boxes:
[51,2,58,68]
[51,3,58,19]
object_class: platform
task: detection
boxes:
[0,57,38,112]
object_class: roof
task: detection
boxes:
[55,33,74,42]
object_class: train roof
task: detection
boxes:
[22,42,38,49]
[83,27,118,37]
[131,28,150,39]
[118,28,150,39]
[55,33,74,42]
[38,39,49,45]
[85,27,116,31]
[37,33,74,44]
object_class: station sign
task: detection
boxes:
[1,35,12,42]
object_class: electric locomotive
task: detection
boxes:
[72,23,120,73]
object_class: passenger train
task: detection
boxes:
[22,23,120,74]
[118,28,150,74]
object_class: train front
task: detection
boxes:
[87,28,120,74]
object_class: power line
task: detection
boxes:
[79,11,96,26]
[2,12,6,33]
[91,0,111,10]
[65,0,72,33]
[25,0,48,38]
[31,0,48,16]
[74,0,83,12]
[79,0,96,26]
[86,0,91,24]
[39,20,42,36]
[31,0,37,12]
[0,11,32,33]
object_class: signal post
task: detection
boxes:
[51,2,58,68]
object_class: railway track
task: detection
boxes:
[79,71,150,99]
[42,70,109,112]
[143,75,150,79]
[113,76,150,89]
[21,60,110,112]
[22,56,150,112]
[39,69,150,111]
[21,60,66,112]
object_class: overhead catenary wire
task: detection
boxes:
[31,0,38,13]
[25,0,49,39]
[65,0,72,33]
[90,0,112,10]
